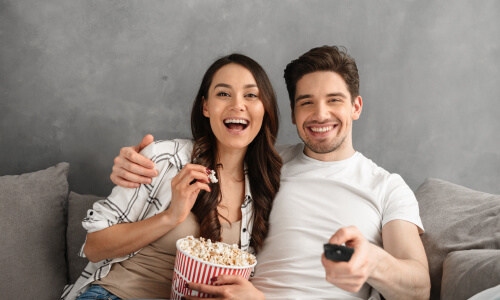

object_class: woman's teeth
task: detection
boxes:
[224,119,248,125]
[224,119,248,131]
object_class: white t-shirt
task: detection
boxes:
[250,144,424,300]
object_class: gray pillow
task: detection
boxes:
[415,178,500,300]
[441,249,500,300]
[0,163,69,300]
[66,191,102,284]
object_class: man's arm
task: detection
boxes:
[368,220,430,300]
[110,134,158,188]
[321,223,430,300]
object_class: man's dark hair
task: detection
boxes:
[284,45,360,109]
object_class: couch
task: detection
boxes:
[0,163,499,300]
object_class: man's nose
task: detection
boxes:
[312,102,329,120]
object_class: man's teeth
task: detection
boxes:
[224,119,248,125]
[310,126,333,133]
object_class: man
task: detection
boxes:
[109,46,430,299]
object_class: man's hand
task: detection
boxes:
[110,134,158,188]
[321,226,379,293]
[184,274,265,300]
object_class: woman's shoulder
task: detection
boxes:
[140,138,194,165]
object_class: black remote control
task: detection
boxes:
[324,244,354,262]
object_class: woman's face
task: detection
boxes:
[203,63,265,153]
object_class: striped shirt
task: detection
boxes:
[61,139,255,300]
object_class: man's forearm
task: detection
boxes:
[367,246,430,300]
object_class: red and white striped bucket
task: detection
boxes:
[170,238,257,299]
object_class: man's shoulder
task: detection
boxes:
[355,152,409,189]
[276,143,303,164]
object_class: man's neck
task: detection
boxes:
[303,144,356,162]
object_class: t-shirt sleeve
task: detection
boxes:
[382,174,424,233]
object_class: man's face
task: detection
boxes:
[292,71,362,161]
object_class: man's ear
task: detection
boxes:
[291,103,296,125]
[202,97,209,117]
[352,96,362,120]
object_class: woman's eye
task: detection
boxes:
[246,93,258,98]
[217,92,230,97]
[300,101,312,106]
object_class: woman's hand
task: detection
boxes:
[184,274,265,300]
[167,163,212,225]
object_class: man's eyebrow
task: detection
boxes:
[295,92,348,102]
[295,94,312,102]
[326,92,348,99]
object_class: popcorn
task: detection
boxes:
[177,236,256,267]
[207,169,218,183]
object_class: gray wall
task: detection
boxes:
[1,0,499,196]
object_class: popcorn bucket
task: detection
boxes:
[170,238,257,299]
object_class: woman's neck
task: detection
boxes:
[215,145,246,181]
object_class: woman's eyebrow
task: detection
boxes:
[214,83,231,89]
[213,83,258,89]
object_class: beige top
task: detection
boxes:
[95,212,242,299]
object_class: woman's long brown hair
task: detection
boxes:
[190,54,282,252]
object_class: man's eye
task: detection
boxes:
[300,101,312,106]
[217,92,230,97]
[329,98,339,103]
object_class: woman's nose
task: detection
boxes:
[229,94,245,111]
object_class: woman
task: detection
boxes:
[62,54,282,300]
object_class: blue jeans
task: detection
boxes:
[76,285,122,300]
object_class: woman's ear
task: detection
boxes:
[202,97,209,117]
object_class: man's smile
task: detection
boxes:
[305,123,339,136]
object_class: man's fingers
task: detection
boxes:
[138,134,154,152]
[329,226,359,245]
[119,147,156,171]
[109,174,140,188]
[116,166,154,185]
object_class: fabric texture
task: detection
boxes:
[468,284,500,300]
[67,192,102,284]
[0,162,69,300]
[441,249,500,300]
[75,284,121,300]
[415,178,500,300]
[251,144,422,300]
[63,139,255,300]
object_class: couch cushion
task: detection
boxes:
[0,163,69,299]
[415,178,500,300]
[66,191,102,284]
[441,249,500,300]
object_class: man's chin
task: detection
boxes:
[305,144,338,154]
[302,136,346,155]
